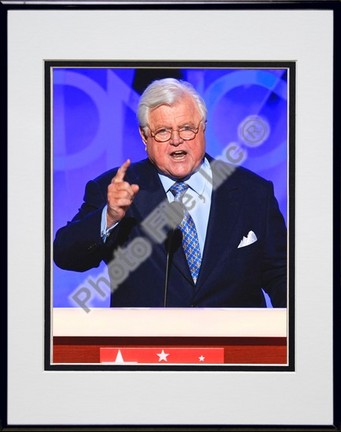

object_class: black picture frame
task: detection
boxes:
[2,1,340,431]
[45,59,294,372]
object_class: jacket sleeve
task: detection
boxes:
[260,182,288,307]
[53,179,117,272]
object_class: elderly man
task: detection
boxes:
[54,78,287,308]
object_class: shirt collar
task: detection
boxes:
[158,158,211,196]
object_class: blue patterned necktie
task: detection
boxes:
[170,182,202,284]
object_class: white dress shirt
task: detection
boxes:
[157,158,213,255]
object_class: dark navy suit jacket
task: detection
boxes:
[54,156,287,308]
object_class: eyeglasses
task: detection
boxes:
[148,120,205,143]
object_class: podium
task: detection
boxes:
[52,308,287,365]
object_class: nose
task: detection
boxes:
[169,129,183,145]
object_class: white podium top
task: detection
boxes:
[53,307,287,337]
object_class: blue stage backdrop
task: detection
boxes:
[52,67,288,308]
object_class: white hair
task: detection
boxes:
[137,78,207,128]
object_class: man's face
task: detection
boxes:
[140,95,206,179]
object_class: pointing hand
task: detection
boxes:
[106,159,139,226]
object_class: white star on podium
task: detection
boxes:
[114,350,125,363]
[199,355,205,362]
[157,349,169,362]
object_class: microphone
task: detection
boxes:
[163,201,184,307]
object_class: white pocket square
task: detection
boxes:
[237,230,258,248]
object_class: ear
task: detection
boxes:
[139,127,148,145]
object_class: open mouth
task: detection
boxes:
[170,150,187,159]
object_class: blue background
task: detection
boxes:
[53,67,288,308]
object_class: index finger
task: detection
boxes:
[113,159,131,183]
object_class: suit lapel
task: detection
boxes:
[128,159,166,220]
[195,164,245,289]
[129,159,192,283]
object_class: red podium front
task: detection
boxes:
[52,308,288,365]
